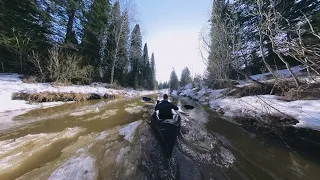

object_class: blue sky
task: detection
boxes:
[133,0,212,82]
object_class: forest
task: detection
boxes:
[0,0,157,90]
[167,0,320,92]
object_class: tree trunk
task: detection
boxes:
[110,53,117,84]
[20,54,23,72]
[275,51,300,87]
[258,29,278,80]
[65,8,76,43]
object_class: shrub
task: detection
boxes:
[46,47,93,84]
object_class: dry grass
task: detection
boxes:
[21,76,39,84]
[283,83,320,101]
[226,79,320,101]
[12,92,117,103]
[227,80,298,98]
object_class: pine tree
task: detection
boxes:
[128,24,142,88]
[149,52,156,90]
[180,67,192,87]
[169,69,179,91]
[81,0,110,80]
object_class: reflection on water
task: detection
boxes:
[0,96,320,179]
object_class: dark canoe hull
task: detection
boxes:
[150,112,181,158]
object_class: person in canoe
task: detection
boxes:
[155,94,179,120]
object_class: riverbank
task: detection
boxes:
[0,73,156,125]
[173,66,320,132]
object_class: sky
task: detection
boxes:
[133,0,212,82]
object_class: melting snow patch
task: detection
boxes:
[119,120,142,142]
[209,95,320,131]
[0,73,155,130]
[0,127,85,178]
[70,108,99,117]
[97,131,109,140]
[171,90,178,96]
[124,106,143,114]
[116,147,130,164]
[48,154,96,180]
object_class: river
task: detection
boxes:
[0,95,319,180]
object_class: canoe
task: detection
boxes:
[150,112,181,158]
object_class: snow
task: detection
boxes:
[69,109,98,117]
[0,73,156,114]
[48,154,96,180]
[124,106,144,114]
[209,95,320,130]
[116,147,130,164]
[175,66,320,131]
[238,65,306,86]
[119,120,143,142]
[171,90,178,96]
[0,73,155,130]
[96,131,109,140]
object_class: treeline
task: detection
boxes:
[0,0,156,90]
[202,0,320,88]
[167,67,192,91]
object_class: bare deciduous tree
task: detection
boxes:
[258,1,301,87]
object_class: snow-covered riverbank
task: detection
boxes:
[0,73,156,114]
[174,67,320,131]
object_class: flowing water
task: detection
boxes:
[0,95,320,180]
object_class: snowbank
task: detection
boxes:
[116,147,130,164]
[0,73,155,118]
[48,154,96,180]
[250,65,305,81]
[174,66,320,131]
[209,95,320,130]
[119,120,143,142]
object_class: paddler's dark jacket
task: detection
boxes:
[155,100,179,119]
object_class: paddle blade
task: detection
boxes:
[183,105,194,110]
[142,97,152,101]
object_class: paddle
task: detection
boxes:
[142,96,195,110]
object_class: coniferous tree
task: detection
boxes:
[0,0,50,73]
[180,67,192,87]
[82,0,110,80]
[141,43,149,88]
[169,69,179,91]
[149,52,156,90]
[128,24,142,89]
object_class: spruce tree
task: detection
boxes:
[180,67,192,87]
[0,0,49,73]
[81,0,110,80]
[141,43,149,89]
[128,24,142,88]
[149,53,156,90]
[169,69,179,91]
